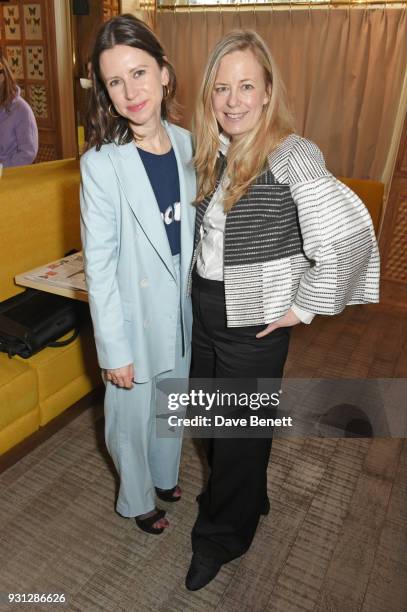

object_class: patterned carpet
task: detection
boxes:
[0,403,406,612]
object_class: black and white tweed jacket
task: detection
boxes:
[189,134,380,327]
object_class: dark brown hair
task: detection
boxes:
[0,53,18,111]
[85,14,178,151]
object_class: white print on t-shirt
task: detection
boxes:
[161,201,181,225]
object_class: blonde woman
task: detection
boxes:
[186,30,379,590]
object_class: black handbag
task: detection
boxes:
[0,289,88,358]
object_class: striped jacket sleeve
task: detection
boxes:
[287,136,380,315]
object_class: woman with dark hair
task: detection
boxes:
[0,54,38,167]
[185,30,380,589]
[80,14,196,534]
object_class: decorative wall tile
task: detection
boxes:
[5,45,24,79]
[3,5,21,40]
[26,45,44,79]
[23,4,42,40]
[36,143,56,162]
[385,199,407,283]
[28,83,48,119]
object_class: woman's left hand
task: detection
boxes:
[256,308,301,338]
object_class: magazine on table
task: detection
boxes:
[17,252,87,292]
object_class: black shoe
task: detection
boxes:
[155,485,181,502]
[185,553,223,591]
[135,508,168,535]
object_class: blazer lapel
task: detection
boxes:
[165,123,195,287]
[108,141,176,280]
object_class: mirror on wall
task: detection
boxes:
[0,0,127,165]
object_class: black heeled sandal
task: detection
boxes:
[135,508,167,535]
[155,485,181,503]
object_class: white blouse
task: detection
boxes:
[196,181,227,282]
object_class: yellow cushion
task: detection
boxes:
[339,177,384,233]
[0,160,102,451]
[0,356,38,429]
[0,159,81,302]
[0,411,40,455]
[39,375,98,427]
[0,355,39,453]
[17,322,100,426]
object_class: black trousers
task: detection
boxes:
[190,272,291,563]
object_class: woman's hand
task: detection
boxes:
[256,309,301,338]
[105,364,134,389]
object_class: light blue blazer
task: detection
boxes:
[80,122,196,383]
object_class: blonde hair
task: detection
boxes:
[194,30,294,211]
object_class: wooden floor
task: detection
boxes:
[0,303,406,611]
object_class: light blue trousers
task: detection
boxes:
[104,255,189,517]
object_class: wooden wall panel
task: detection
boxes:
[385,192,407,284]
[380,112,407,309]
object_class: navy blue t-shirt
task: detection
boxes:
[138,147,181,256]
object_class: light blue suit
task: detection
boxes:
[80,122,196,517]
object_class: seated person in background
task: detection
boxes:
[0,53,38,168]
